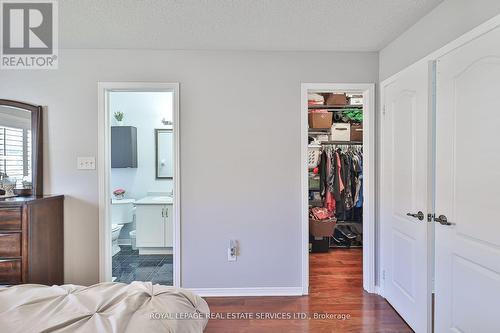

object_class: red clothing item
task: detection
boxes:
[324,152,336,213]
[336,152,344,192]
[325,191,336,212]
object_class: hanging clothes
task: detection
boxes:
[342,152,354,211]
[318,147,333,212]
[317,144,363,219]
[354,154,363,208]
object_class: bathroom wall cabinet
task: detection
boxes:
[136,204,173,254]
[0,195,64,285]
[111,126,138,168]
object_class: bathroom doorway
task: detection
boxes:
[97,83,180,287]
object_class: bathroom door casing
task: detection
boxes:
[381,60,433,333]
[435,25,500,332]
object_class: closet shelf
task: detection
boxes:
[308,128,330,132]
[308,105,363,110]
[320,141,363,145]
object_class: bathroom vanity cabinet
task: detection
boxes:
[0,195,64,285]
[135,201,173,254]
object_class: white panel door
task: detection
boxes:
[381,61,432,333]
[435,26,500,333]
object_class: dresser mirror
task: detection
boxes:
[0,100,42,196]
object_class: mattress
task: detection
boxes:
[0,281,209,333]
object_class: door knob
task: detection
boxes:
[434,214,453,226]
[407,211,424,221]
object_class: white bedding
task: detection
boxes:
[0,282,209,333]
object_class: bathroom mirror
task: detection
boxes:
[0,99,43,196]
[155,129,173,179]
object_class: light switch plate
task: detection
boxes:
[77,156,96,170]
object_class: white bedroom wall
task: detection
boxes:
[109,91,173,200]
[0,49,378,287]
[379,0,500,80]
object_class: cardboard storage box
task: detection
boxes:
[309,218,336,237]
[308,112,332,128]
[326,93,348,106]
[350,123,363,142]
[331,123,351,141]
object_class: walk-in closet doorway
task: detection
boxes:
[301,83,376,295]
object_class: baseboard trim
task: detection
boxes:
[188,287,304,297]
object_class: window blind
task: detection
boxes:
[0,126,31,183]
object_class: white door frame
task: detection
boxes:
[301,83,376,294]
[97,82,181,287]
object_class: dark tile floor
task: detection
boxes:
[112,245,173,285]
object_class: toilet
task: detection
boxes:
[112,198,136,224]
[111,224,123,256]
[111,198,136,256]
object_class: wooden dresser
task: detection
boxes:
[0,195,64,285]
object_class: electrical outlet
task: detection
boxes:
[227,248,236,261]
[228,240,237,262]
[77,156,96,170]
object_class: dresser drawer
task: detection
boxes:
[0,259,21,284]
[0,207,22,230]
[0,232,21,257]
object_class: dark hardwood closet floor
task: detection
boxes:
[204,249,413,332]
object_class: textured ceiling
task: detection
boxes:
[59,0,443,51]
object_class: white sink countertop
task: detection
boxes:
[135,196,173,205]
[111,198,136,204]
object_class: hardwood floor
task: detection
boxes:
[204,249,412,332]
